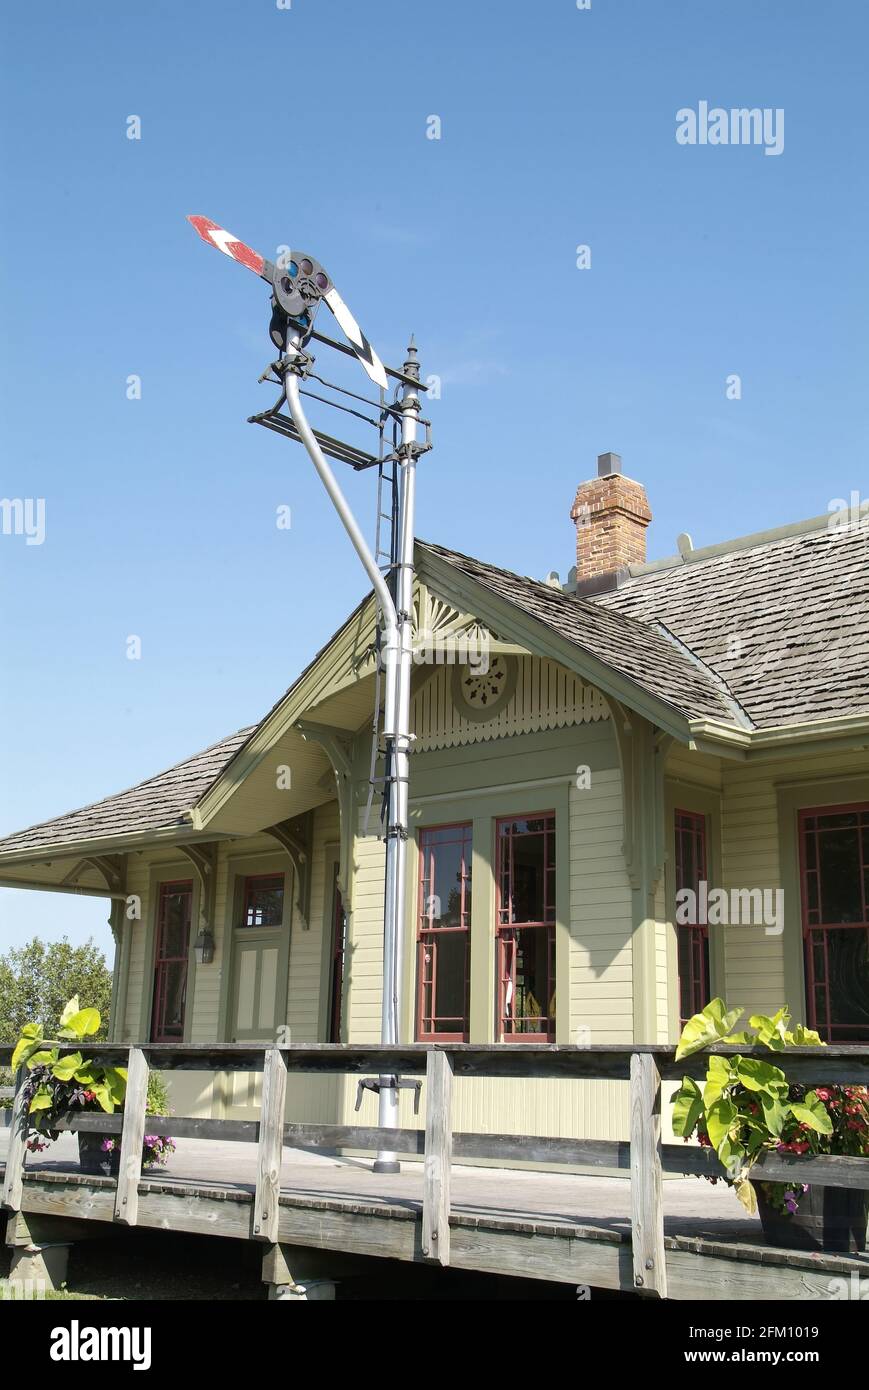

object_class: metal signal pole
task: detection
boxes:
[282,337,422,1171]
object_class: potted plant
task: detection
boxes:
[671,998,869,1253]
[11,996,175,1177]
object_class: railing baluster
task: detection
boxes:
[114,1047,149,1225]
[422,1048,453,1264]
[253,1047,288,1243]
[1,1067,28,1213]
[629,1051,667,1298]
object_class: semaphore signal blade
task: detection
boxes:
[187,215,274,283]
[323,285,389,390]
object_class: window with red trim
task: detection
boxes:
[328,870,346,1043]
[799,804,869,1042]
[241,873,284,928]
[674,809,710,1025]
[151,880,193,1043]
[416,824,472,1041]
[496,814,555,1041]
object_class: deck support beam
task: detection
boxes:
[262,1243,337,1300]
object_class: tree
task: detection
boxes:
[0,937,113,1045]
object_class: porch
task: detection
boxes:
[3,1041,868,1300]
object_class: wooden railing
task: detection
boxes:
[2,1042,868,1298]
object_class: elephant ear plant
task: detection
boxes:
[12,995,128,1148]
[671,999,869,1217]
[12,998,176,1170]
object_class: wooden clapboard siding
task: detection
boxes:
[654,877,669,1044]
[666,743,723,791]
[569,768,633,1045]
[411,657,608,752]
[346,809,387,1045]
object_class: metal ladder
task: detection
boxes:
[363,416,401,834]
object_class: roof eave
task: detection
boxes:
[0,822,239,870]
[688,712,869,762]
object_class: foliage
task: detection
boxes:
[671,998,869,1217]
[0,937,112,1046]
[13,996,127,1148]
[11,999,176,1170]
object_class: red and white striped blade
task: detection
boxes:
[323,286,388,390]
[187,215,266,277]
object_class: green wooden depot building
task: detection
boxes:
[2,454,868,1140]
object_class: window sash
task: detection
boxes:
[151,880,192,1043]
[416,823,472,1041]
[241,873,285,929]
[674,809,710,1025]
[495,813,556,1040]
[799,803,869,1042]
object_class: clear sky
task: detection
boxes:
[1,0,867,961]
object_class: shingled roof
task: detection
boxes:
[418,541,742,725]
[595,514,869,729]
[2,512,865,860]
[0,726,254,856]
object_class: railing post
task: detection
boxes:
[1,1067,28,1213]
[253,1047,288,1244]
[114,1047,149,1225]
[422,1048,453,1265]
[629,1051,667,1298]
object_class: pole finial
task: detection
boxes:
[404,335,419,379]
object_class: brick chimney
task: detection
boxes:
[570,453,652,586]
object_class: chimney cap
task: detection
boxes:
[597,452,622,477]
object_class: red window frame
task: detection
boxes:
[674,809,710,1025]
[416,823,472,1042]
[799,803,869,1042]
[495,813,556,1042]
[151,879,193,1043]
[328,872,346,1044]
[241,873,285,928]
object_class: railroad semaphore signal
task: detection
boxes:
[187,213,430,1172]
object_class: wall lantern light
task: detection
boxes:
[194,927,215,966]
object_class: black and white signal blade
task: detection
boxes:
[187,215,388,391]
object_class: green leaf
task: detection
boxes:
[706,1096,738,1155]
[103,1067,128,1105]
[788,1024,825,1048]
[759,1091,787,1136]
[89,1082,114,1114]
[58,1007,100,1040]
[734,1179,757,1215]
[28,1087,53,1113]
[675,998,745,1060]
[790,1096,834,1135]
[59,996,81,1028]
[749,1008,792,1051]
[736,1057,788,1095]
[703,1054,734,1107]
[14,1042,48,1070]
[50,1052,84,1082]
[671,1078,704,1137]
[11,1027,44,1070]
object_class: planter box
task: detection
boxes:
[757,1185,868,1254]
[76,1131,120,1178]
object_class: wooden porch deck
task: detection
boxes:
[3,1042,869,1301]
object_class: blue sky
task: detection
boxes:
[1,0,867,960]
